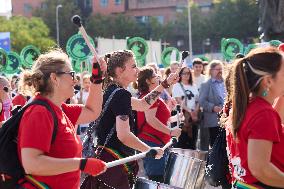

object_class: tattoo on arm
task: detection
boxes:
[119,115,129,121]
[144,90,161,105]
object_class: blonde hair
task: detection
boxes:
[20,49,70,96]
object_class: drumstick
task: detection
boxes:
[162,138,174,151]
[106,140,174,168]
[175,51,189,75]
[71,15,99,62]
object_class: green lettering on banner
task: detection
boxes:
[127,37,148,67]
[20,45,40,69]
[71,58,92,74]
[161,47,180,68]
[5,52,21,74]
[0,48,7,72]
[221,38,283,59]
[66,34,95,62]
[221,38,244,61]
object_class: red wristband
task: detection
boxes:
[80,158,106,176]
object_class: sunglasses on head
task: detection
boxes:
[56,71,76,80]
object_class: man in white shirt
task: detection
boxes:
[192,58,207,90]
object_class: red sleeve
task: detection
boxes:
[247,110,281,142]
[19,106,54,153]
[12,95,26,107]
[149,99,160,109]
[61,103,82,126]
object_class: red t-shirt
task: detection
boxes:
[12,94,27,107]
[137,94,171,144]
[18,95,83,189]
[226,97,284,184]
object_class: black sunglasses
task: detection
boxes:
[3,86,9,92]
[56,71,76,80]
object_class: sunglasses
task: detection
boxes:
[3,86,9,92]
[56,71,76,81]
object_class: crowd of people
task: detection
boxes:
[0,46,284,189]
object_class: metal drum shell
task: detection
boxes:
[134,177,182,189]
[164,152,206,189]
[170,148,208,161]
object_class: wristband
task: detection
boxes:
[80,158,106,176]
[80,158,88,170]
[90,62,104,84]
[161,79,170,89]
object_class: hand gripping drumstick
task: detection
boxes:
[106,139,175,169]
[175,51,190,74]
[71,15,99,62]
[72,15,103,83]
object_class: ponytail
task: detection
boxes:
[231,59,250,137]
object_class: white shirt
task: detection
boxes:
[193,74,207,90]
[75,90,89,105]
[172,83,199,110]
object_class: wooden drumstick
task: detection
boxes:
[71,15,99,62]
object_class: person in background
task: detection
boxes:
[135,66,181,183]
[0,76,12,121]
[192,58,207,90]
[12,73,31,107]
[10,75,19,98]
[75,74,91,136]
[172,66,199,149]
[199,60,226,150]
[202,61,209,75]
[225,47,284,188]
[17,49,107,189]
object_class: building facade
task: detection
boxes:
[12,0,213,23]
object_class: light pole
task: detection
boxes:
[56,4,62,47]
[187,1,193,59]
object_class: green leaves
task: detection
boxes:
[0,16,55,53]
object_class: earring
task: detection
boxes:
[261,88,269,97]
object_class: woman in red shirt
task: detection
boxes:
[226,47,284,188]
[17,49,107,189]
[135,67,181,182]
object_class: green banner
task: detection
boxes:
[127,37,148,67]
[221,38,244,61]
[66,34,95,62]
[20,45,40,68]
[71,58,92,73]
[0,48,7,72]
[5,52,21,74]
[161,47,180,68]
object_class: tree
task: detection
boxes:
[85,13,164,41]
[162,0,258,54]
[209,0,259,49]
[33,0,81,49]
[0,16,55,53]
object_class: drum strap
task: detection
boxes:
[142,132,165,145]
[96,146,134,174]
